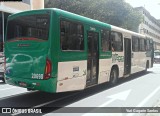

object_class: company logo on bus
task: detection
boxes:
[17,44,30,47]
[112,54,124,63]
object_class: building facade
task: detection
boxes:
[135,7,160,50]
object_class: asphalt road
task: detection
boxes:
[0,64,160,116]
[45,64,160,116]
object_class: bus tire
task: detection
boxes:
[144,61,149,73]
[109,67,118,86]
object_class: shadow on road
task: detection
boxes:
[118,70,153,85]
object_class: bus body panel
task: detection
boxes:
[5,42,48,78]
[5,40,56,92]
[98,58,112,84]
[112,52,124,78]
[56,60,87,92]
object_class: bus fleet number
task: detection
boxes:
[32,73,43,79]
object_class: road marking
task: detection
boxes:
[12,92,80,116]
[99,98,116,107]
[0,91,32,101]
[82,90,131,116]
[0,87,16,91]
[137,86,160,107]
[127,86,160,116]
[99,89,131,107]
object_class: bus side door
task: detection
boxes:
[86,31,99,87]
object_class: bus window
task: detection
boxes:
[101,29,110,52]
[139,38,145,51]
[149,39,153,50]
[132,36,139,52]
[111,31,123,52]
[145,39,150,51]
[60,20,84,51]
[6,13,50,41]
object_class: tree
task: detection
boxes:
[45,0,142,32]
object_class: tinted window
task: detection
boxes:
[132,36,139,52]
[7,13,50,41]
[145,39,150,51]
[111,31,123,51]
[101,29,110,52]
[139,38,145,51]
[149,39,153,50]
[60,20,84,51]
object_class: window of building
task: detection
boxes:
[146,30,148,34]
[139,38,145,51]
[101,29,110,52]
[60,20,84,51]
[132,36,139,52]
[111,31,123,52]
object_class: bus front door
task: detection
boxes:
[124,38,131,75]
[86,31,99,87]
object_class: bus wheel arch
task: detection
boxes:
[109,65,119,86]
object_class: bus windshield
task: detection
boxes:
[6,13,50,42]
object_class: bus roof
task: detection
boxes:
[8,8,111,30]
[111,25,146,38]
[8,8,152,40]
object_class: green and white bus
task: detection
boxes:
[4,8,153,93]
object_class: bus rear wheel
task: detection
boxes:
[109,68,118,86]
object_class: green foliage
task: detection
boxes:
[45,0,142,32]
